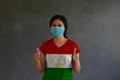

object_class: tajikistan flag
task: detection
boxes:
[42,54,73,80]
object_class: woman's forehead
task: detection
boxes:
[52,19,63,24]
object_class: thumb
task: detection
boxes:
[36,48,40,55]
[73,48,77,55]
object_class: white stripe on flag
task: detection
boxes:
[46,54,72,68]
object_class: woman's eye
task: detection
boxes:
[52,24,57,27]
[52,24,63,27]
[58,24,62,27]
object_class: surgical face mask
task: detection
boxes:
[50,27,65,37]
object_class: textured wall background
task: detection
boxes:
[0,0,120,80]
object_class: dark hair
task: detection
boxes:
[50,15,68,38]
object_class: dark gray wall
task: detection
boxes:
[0,0,120,80]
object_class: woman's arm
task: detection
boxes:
[72,59,81,73]
[34,48,46,73]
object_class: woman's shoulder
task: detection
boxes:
[67,38,78,44]
[67,38,80,53]
[42,38,53,44]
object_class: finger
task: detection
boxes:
[36,48,40,55]
[73,48,77,55]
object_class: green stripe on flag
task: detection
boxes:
[42,68,73,80]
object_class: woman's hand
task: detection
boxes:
[72,48,79,62]
[34,48,45,73]
[34,48,41,61]
[72,48,81,73]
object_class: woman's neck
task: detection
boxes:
[53,35,66,42]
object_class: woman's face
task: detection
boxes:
[51,19,65,28]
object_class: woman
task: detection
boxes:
[34,15,81,80]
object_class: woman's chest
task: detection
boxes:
[46,54,72,68]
